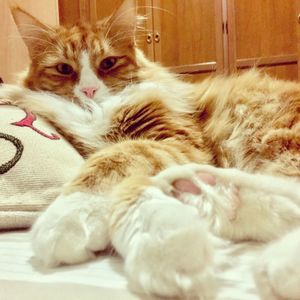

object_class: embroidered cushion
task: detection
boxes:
[0,104,84,229]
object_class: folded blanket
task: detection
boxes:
[0,104,83,229]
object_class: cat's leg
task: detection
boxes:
[253,227,300,300]
[152,163,300,242]
[110,176,218,299]
[31,191,110,267]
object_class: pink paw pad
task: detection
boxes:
[171,172,240,221]
[172,172,216,195]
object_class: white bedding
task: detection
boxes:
[0,231,142,300]
[0,231,263,300]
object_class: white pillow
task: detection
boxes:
[0,105,84,229]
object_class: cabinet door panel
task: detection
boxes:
[152,0,223,75]
[235,0,297,59]
[228,0,299,80]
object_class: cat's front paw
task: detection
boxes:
[125,220,216,299]
[153,163,240,221]
[253,227,300,300]
[31,192,110,267]
[110,179,218,298]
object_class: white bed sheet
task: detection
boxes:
[0,231,262,300]
[0,231,143,300]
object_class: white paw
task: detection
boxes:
[112,187,217,299]
[254,227,300,300]
[126,223,216,299]
[129,233,217,299]
[153,163,240,221]
[31,192,110,267]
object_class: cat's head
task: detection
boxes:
[11,0,146,106]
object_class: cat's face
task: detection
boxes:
[12,0,140,107]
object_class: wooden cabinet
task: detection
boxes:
[0,0,59,83]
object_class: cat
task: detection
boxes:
[0,0,300,298]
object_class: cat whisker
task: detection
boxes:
[106,29,151,46]
[107,33,151,46]
[109,76,139,90]
[108,27,152,39]
[109,82,130,90]
[104,7,137,41]
[135,5,175,17]
[104,6,159,41]
[104,4,174,43]
[111,33,151,44]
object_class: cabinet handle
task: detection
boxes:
[146,33,153,44]
[154,32,160,43]
[298,14,300,24]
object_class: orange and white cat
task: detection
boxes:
[1,0,300,299]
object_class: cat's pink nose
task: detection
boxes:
[81,86,98,98]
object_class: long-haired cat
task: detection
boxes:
[1,0,300,298]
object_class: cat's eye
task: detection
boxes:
[100,57,117,71]
[56,63,74,75]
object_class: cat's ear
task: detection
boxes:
[10,6,51,59]
[105,0,137,47]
